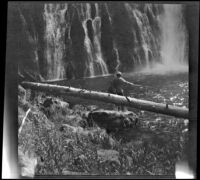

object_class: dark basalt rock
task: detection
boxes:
[91,3,96,19]
[70,8,87,78]
[40,97,69,118]
[86,19,94,44]
[87,110,139,132]
[101,4,118,73]
[41,97,54,108]
[10,3,166,79]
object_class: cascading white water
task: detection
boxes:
[17,3,190,80]
[113,42,121,72]
[81,3,95,77]
[43,3,109,79]
[141,4,188,74]
[160,4,188,68]
[81,3,108,77]
[82,20,96,77]
[124,4,160,68]
[93,15,109,75]
[44,4,67,79]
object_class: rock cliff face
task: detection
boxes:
[8,2,187,81]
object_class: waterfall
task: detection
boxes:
[93,15,109,75]
[82,19,96,77]
[81,3,108,77]
[44,3,109,78]
[124,4,161,69]
[160,4,188,67]
[113,42,120,72]
[141,4,188,74]
[15,3,189,80]
[44,4,67,79]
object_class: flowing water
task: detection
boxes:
[80,4,108,77]
[16,3,188,80]
[141,4,188,74]
[126,72,188,108]
[44,4,68,79]
[44,3,109,79]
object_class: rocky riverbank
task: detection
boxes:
[18,85,188,177]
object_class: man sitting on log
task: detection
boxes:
[108,71,143,111]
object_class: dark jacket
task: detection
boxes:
[108,77,134,94]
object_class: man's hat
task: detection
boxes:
[116,71,122,77]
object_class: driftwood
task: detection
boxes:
[18,108,31,134]
[21,81,189,119]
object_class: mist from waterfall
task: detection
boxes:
[141,4,188,74]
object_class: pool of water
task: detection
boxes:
[122,72,188,125]
[111,73,188,151]
[126,72,188,108]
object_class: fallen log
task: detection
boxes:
[21,81,189,119]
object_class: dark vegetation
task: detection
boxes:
[18,81,188,176]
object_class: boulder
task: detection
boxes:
[87,110,139,132]
[41,97,54,108]
[41,97,69,109]
[40,97,69,117]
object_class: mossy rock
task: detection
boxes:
[87,110,139,132]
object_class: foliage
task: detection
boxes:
[18,84,188,176]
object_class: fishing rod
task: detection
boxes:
[131,83,159,91]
